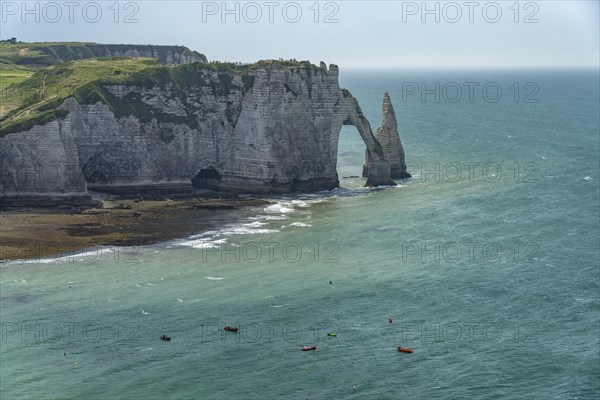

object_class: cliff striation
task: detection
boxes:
[363,92,410,179]
[1,59,398,206]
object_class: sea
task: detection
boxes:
[1,69,599,399]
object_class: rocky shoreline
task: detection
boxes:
[0,197,267,261]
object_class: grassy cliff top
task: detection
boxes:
[0,57,161,133]
[0,41,207,68]
[0,41,207,91]
[0,41,327,137]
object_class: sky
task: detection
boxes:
[1,0,598,69]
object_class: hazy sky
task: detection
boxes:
[1,0,598,68]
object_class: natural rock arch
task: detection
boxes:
[331,91,396,187]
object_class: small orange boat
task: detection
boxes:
[224,326,238,332]
[397,347,413,353]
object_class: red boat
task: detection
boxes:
[224,326,238,332]
[302,346,317,351]
[160,335,171,341]
[397,347,413,353]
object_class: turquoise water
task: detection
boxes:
[1,70,599,399]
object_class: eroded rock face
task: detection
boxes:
[363,92,410,179]
[0,118,93,207]
[0,63,396,205]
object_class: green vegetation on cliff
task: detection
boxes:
[0,68,32,90]
[0,57,160,136]
[0,41,325,137]
[0,41,207,96]
[0,41,207,68]
[0,58,257,136]
[69,61,262,132]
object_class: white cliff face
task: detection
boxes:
[0,118,91,206]
[363,92,410,179]
[0,62,395,205]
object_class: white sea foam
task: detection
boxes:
[289,222,312,227]
[251,214,288,221]
[141,309,150,315]
[175,196,323,249]
[264,203,294,213]
[178,219,279,249]
[187,230,220,240]
[290,200,309,207]
[244,221,267,227]
[221,226,279,235]
[184,238,227,249]
[3,246,115,265]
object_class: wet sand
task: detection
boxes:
[0,197,267,261]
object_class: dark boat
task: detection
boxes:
[302,346,317,351]
[224,326,239,332]
[160,335,171,341]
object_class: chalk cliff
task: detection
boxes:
[7,43,206,66]
[1,61,396,206]
[363,92,410,179]
[0,118,93,206]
